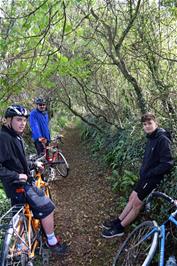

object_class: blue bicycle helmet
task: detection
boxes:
[35,98,46,105]
[5,105,29,118]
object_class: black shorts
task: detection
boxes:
[134,177,161,201]
[11,184,55,219]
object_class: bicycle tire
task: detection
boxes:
[112,221,159,266]
[0,213,28,266]
[53,151,69,178]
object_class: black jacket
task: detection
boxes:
[0,125,29,198]
[140,128,174,181]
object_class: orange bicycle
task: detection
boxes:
[0,160,52,266]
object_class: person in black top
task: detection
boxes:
[0,105,67,254]
[101,112,174,238]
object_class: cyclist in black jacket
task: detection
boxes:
[101,112,174,238]
[0,105,67,254]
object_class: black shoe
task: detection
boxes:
[101,226,124,238]
[102,218,120,230]
[46,239,68,255]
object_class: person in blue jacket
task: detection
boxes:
[29,98,50,155]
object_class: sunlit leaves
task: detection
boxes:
[0,0,176,130]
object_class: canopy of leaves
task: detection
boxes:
[0,0,176,160]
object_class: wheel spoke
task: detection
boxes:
[113,221,158,266]
[52,152,69,178]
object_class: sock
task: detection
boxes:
[116,218,121,224]
[46,232,58,246]
[114,219,124,229]
[118,222,124,230]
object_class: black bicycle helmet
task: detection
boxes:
[35,98,46,104]
[5,105,29,118]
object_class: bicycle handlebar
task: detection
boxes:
[146,191,177,208]
[12,178,34,186]
[29,153,45,161]
[12,180,27,186]
[51,134,64,144]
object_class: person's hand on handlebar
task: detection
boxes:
[34,161,44,171]
[38,137,47,144]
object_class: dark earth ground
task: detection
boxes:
[47,126,177,266]
[48,125,123,266]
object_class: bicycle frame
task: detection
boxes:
[38,137,69,179]
[23,204,42,259]
[142,209,177,266]
[18,169,50,260]
[0,204,37,263]
[40,135,62,163]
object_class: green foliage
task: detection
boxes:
[50,111,72,137]
[106,168,138,213]
[106,169,138,195]
[151,159,177,224]
[0,185,10,216]
[79,116,142,204]
[79,116,177,226]
[80,116,144,175]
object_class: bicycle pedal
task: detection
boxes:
[34,246,40,255]
[42,257,49,265]
[42,248,49,266]
[42,249,49,256]
[42,248,49,258]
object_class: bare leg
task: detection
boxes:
[121,194,143,227]
[41,212,68,251]
[119,191,137,221]
[41,211,54,235]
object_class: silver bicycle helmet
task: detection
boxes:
[35,98,46,105]
[5,105,29,118]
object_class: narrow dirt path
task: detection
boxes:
[49,125,122,266]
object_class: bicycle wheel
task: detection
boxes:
[112,221,159,266]
[0,213,30,266]
[53,151,69,178]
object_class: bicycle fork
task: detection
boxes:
[159,224,165,266]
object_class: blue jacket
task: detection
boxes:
[29,109,50,142]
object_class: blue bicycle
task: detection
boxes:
[112,191,177,266]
